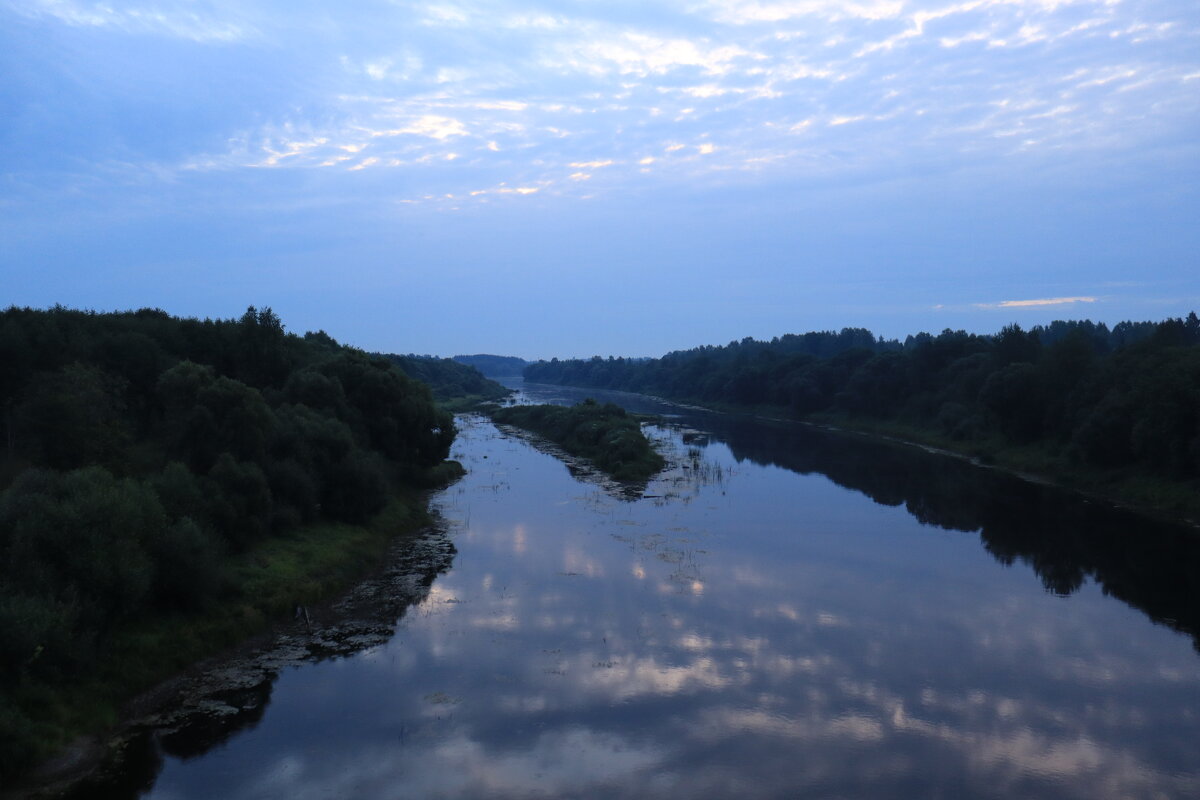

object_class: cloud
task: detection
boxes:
[556,32,757,78]
[13,0,254,42]
[977,296,1099,308]
[11,0,1199,217]
[374,115,469,140]
[705,1,906,25]
[422,4,470,27]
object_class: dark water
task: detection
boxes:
[109,382,1200,798]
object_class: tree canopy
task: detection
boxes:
[0,305,458,778]
[524,315,1200,483]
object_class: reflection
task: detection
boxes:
[75,526,457,799]
[81,384,1200,800]
[492,420,655,500]
[530,381,1200,653]
[157,678,274,761]
[711,418,1200,652]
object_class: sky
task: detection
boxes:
[1,0,1198,359]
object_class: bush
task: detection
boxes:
[321,451,389,523]
[204,455,272,551]
[147,518,224,610]
[0,468,162,633]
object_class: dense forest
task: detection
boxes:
[525,315,1200,511]
[491,400,665,483]
[0,306,473,780]
[383,353,509,410]
[453,354,528,378]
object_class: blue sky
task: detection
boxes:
[2,0,1198,358]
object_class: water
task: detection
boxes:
[102,382,1200,798]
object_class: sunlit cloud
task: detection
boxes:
[704,0,906,25]
[976,296,1099,309]
[555,32,758,78]
[376,115,470,140]
[347,156,380,171]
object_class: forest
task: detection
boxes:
[383,353,510,410]
[525,315,1200,514]
[0,306,491,781]
[452,354,529,378]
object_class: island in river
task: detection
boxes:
[490,399,665,483]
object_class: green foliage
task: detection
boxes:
[12,364,129,470]
[320,451,390,523]
[0,305,464,781]
[451,353,528,377]
[1,468,161,633]
[491,400,665,483]
[146,517,225,610]
[385,353,509,406]
[205,454,273,551]
[525,314,1200,491]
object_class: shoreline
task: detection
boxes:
[6,469,464,800]
[795,414,1200,531]
[520,382,1200,530]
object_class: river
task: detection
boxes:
[79,380,1200,799]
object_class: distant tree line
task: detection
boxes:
[524,316,1200,482]
[383,354,508,406]
[452,354,528,378]
[0,306,456,774]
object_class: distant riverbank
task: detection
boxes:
[518,381,1200,529]
[802,413,1200,529]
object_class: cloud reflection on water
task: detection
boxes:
[142,406,1200,799]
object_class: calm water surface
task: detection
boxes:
[125,381,1199,798]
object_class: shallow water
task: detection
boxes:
[108,381,1200,798]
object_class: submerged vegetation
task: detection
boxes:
[491,400,665,483]
[524,315,1200,519]
[0,305,468,783]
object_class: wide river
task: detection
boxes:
[93,380,1199,799]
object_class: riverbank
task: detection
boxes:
[799,413,1200,528]
[674,392,1200,527]
[5,462,464,799]
[518,384,1200,528]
